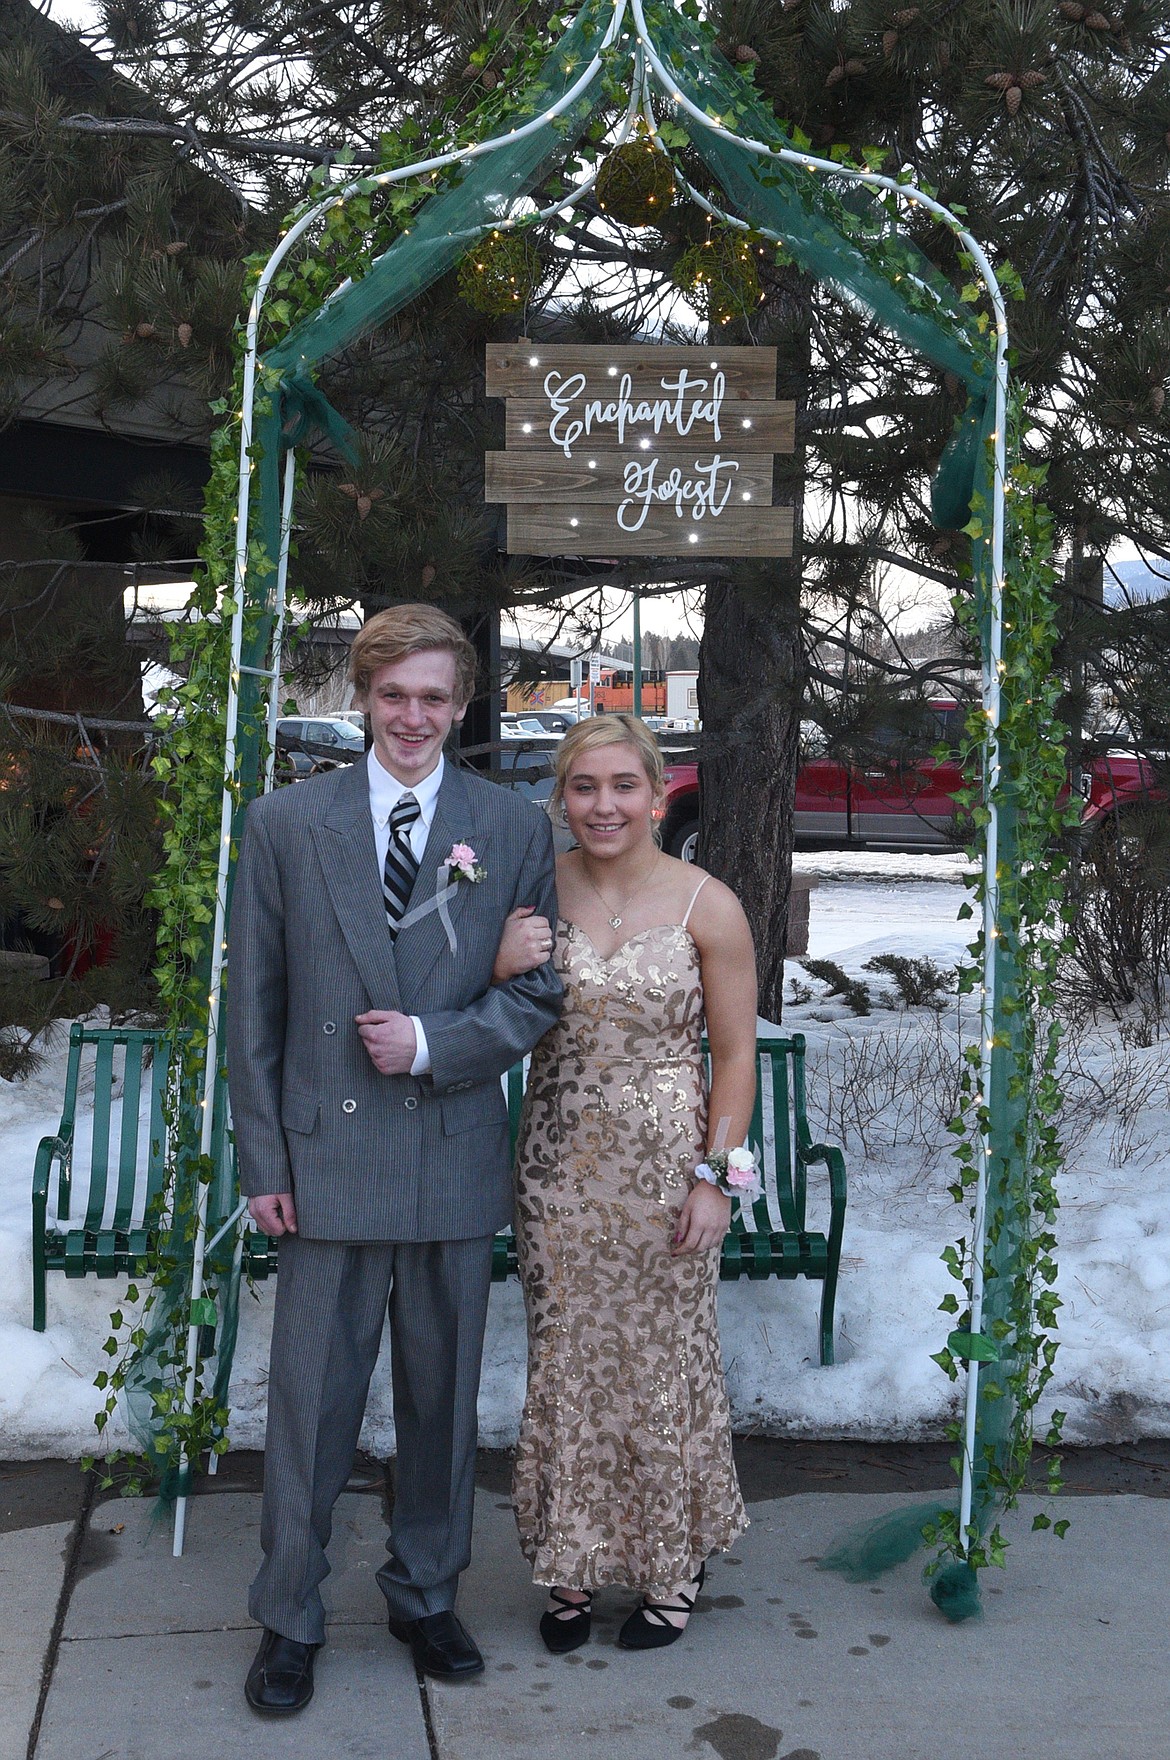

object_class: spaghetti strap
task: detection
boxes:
[681,872,712,929]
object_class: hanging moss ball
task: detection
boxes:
[594,137,676,227]
[672,228,764,327]
[457,229,545,317]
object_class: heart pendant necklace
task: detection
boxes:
[582,853,661,930]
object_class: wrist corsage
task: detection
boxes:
[694,1145,761,1201]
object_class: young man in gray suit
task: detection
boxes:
[226,604,561,1713]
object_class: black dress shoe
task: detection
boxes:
[387,1609,485,1679]
[244,1628,319,1714]
[617,1562,706,1651]
[539,1587,593,1654]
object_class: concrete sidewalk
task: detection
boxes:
[3,1449,1168,1760]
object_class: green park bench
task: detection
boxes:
[33,1028,846,1364]
[30,1023,275,1335]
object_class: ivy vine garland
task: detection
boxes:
[672,225,765,325]
[924,402,1077,1601]
[457,227,546,316]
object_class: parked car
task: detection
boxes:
[487,741,558,806]
[514,707,579,733]
[659,704,1157,862]
[501,714,552,738]
[275,716,365,771]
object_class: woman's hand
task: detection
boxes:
[672,1181,732,1256]
[493,906,555,983]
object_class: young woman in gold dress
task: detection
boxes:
[493,714,758,1653]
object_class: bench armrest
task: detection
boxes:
[33,1134,68,1220]
[796,1136,847,1234]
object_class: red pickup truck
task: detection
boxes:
[660,708,1156,861]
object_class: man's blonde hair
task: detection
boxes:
[349,604,477,705]
[551,714,665,819]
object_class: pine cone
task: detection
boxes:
[1018,70,1046,88]
[825,63,845,86]
[844,57,866,74]
[1005,85,1023,115]
[985,72,1015,90]
[735,44,760,63]
[1084,9,1110,26]
[481,69,498,89]
[462,63,477,78]
[421,563,437,589]
[134,321,157,339]
[1150,385,1166,418]
[883,29,899,56]
[176,322,193,347]
[892,8,920,24]
[1058,1,1085,17]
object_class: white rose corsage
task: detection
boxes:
[447,842,485,883]
[694,1144,761,1201]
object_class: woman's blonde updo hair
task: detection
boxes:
[551,713,665,833]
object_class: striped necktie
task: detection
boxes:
[383,793,421,941]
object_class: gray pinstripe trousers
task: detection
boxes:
[248,1233,494,1644]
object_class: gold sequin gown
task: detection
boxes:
[512,909,748,1595]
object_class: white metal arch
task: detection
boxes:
[174,0,1009,1565]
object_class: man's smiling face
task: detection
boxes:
[359,648,468,785]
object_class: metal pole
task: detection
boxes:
[632,591,643,718]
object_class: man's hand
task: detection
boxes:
[249,1192,298,1236]
[355,1009,418,1075]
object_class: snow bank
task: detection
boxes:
[3,868,1169,1457]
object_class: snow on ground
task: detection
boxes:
[3,852,1170,1457]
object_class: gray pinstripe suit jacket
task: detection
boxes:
[225,756,562,1241]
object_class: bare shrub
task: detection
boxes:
[803,1013,965,1177]
[1065,806,1170,1031]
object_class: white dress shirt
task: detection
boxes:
[367,746,445,1077]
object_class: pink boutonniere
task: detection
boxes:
[448,842,486,883]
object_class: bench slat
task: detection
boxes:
[113,1045,145,1233]
[85,1038,116,1231]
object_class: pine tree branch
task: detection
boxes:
[1,703,156,733]
[53,111,382,166]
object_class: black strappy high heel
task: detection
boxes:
[617,1562,705,1651]
[539,1586,593,1654]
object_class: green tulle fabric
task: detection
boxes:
[818,1503,957,1585]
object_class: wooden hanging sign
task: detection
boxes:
[485,342,795,559]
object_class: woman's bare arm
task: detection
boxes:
[672,876,759,1255]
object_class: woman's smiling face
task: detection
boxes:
[562,741,660,859]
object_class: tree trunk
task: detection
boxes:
[697,562,806,1023]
